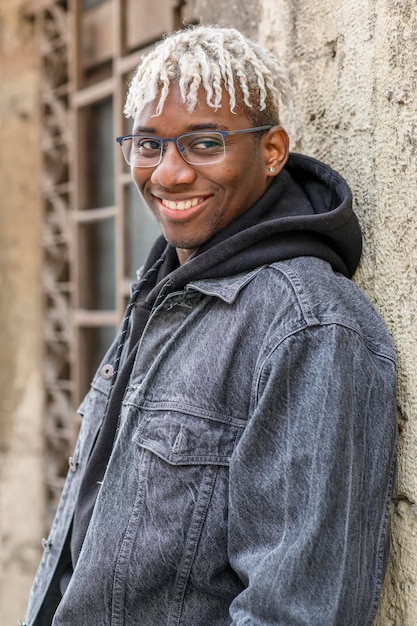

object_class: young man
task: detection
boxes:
[24,25,397,625]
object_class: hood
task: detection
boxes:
[140,152,362,305]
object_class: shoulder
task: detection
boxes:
[248,257,395,362]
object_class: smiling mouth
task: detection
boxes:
[161,197,204,211]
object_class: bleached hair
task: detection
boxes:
[124,25,290,125]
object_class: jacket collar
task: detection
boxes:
[186,266,265,304]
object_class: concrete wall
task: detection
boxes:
[0,0,45,623]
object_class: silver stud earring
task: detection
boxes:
[269,166,276,173]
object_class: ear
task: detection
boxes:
[263,126,289,178]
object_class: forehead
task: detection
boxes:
[133,84,252,133]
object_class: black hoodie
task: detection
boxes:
[142,151,361,299]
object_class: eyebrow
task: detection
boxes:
[131,123,224,135]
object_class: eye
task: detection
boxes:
[133,137,161,155]
[186,134,224,154]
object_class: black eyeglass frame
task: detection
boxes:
[115,125,273,167]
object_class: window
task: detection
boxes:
[26,0,195,523]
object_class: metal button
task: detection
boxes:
[101,364,114,379]
[68,456,78,472]
[41,538,52,552]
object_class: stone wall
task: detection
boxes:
[0,0,45,623]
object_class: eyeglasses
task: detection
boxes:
[115,125,273,168]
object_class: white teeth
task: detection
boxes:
[161,197,202,211]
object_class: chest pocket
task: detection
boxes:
[126,408,246,618]
[132,409,244,466]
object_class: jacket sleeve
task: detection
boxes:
[228,323,397,626]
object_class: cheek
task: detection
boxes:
[222,164,255,195]
[131,170,147,195]
[213,168,241,196]
[225,151,263,187]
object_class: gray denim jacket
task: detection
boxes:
[25,256,397,626]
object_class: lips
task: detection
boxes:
[161,197,204,211]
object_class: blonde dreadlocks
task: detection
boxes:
[124,25,290,126]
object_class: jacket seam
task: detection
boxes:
[254,320,395,404]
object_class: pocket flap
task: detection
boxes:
[133,411,243,466]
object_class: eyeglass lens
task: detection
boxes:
[121,132,226,167]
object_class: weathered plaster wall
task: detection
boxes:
[0,0,45,623]
[371,4,417,623]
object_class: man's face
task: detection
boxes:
[131,84,288,264]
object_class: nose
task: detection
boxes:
[150,141,197,187]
